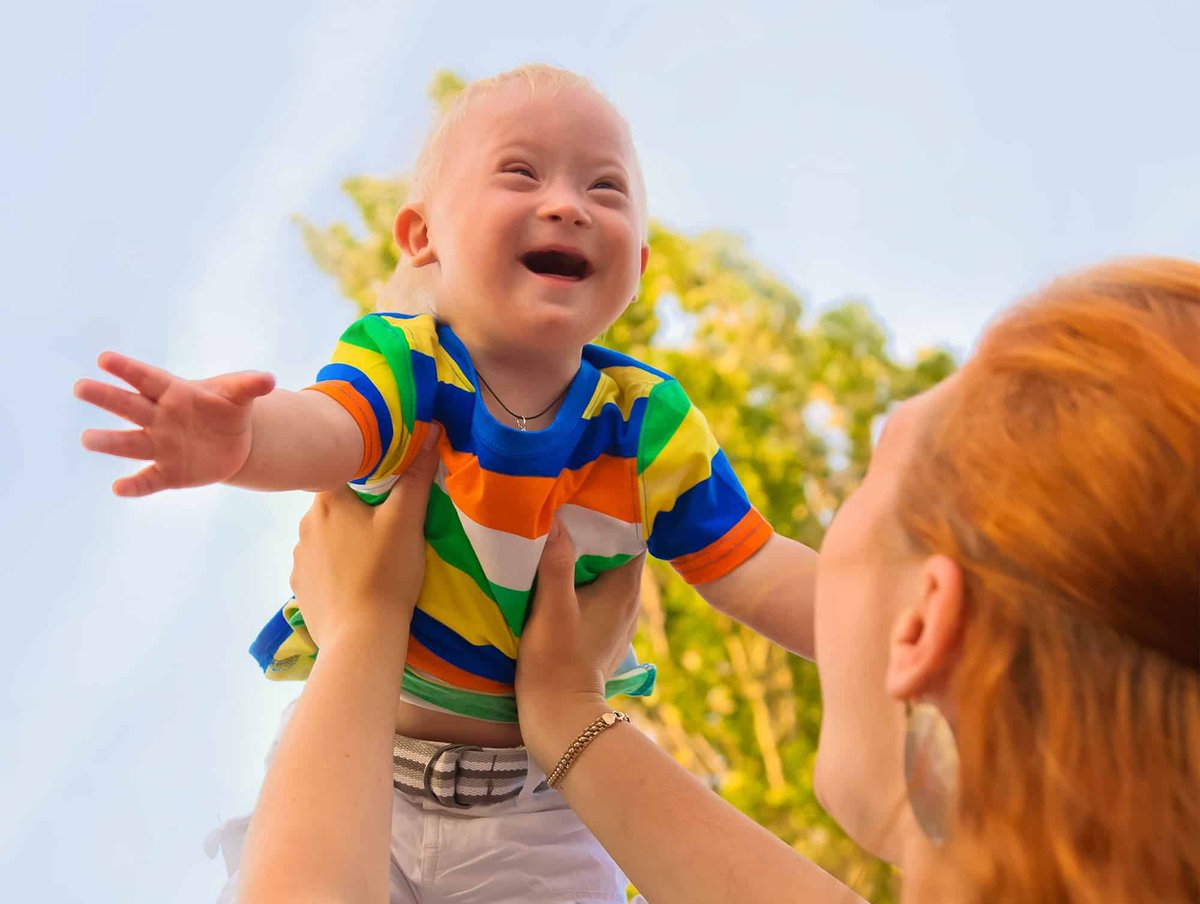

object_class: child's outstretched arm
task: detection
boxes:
[74,351,363,496]
[694,533,817,661]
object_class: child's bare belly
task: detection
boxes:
[394,699,524,747]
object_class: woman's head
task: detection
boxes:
[813,257,1200,902]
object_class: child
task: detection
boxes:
[76,65,817,902]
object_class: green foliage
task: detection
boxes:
[299,72,956,903]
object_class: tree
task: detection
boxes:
[297,72,956,902]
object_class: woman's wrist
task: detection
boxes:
[519,691,612,774]
[316,612,410,674]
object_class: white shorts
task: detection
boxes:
[206,708,642,903]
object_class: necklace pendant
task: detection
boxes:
[517,416,527,431]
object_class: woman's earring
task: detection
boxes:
[904,700,960,845]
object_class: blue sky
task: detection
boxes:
[3,1,1197,900]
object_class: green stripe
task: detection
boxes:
[574,553,636,585]
[364,315,417,434]
[636,379,691,474]
[352,483,530,635]
[605,662,657,699]
[425,483,512,605]
[403,668,518,722]
[401,662,658,724]
[491,584,530,637]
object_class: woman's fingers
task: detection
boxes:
[578,554,643,630]
[527,519,580,641]
[576,554,644,676]
[378,425,441,530]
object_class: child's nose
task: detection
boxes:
[538,191,591,227]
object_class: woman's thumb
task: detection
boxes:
[528,518,578,636]
[380,424,441,521]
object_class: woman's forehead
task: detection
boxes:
[877,376,958,458]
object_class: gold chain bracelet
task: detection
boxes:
[546,710,630,789]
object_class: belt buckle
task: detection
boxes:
[422,743,484,809]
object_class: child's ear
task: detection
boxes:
[394,205,438,267]
[639,243,650,276]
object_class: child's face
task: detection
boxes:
[418,82,649,358]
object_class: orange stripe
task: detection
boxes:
[442,448,639,538]
[672,508,773,585]
[305,382,380,480]
[406,636,514,695]
[392,420,431,477]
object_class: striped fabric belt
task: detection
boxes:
[392,734,530,808]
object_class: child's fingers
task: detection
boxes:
[73,378,156,427]
[112,463,167,497]
[81,427,154,460]
[97,352,174,401]
[207,371,276,406]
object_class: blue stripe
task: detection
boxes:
[315,362,394,477]
[430,383,648,477]
[409,349,438,424]
[566,394,646,469]
[248,607,293,671]
[646,450,752,560]
[409,609,517,683]
[583,343,673,382]
[434,383,481,456]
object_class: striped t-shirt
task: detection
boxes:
[249,313,772,722]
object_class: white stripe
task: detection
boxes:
[556,504,647,559]
[433,467,646,592]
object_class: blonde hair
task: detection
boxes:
[409,64,648,230]
[897,258,1200,902]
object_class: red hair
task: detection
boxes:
[897,258,1200,902]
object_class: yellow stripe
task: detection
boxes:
[641,405,718,533]
[418,542,519,659]
[379,314,475,391]
[586,366,661,420]
[431,344,474,391]
[330,339,410,475]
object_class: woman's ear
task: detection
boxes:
[394,205,438,267]
[885,555,965,701]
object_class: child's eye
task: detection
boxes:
[503,166,536,179]
[591,178,625,192]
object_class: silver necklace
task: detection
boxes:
[475,371,571,431]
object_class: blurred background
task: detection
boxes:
[3,1,1197,901]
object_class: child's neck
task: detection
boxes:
[466,340,582,431]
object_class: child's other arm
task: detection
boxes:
[693,533,817,660]
[227,388,363,492]
[75,351,362,496]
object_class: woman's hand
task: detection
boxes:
[288,426,441,648]
[516,519,644,770]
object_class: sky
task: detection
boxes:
[3,1,1197,901]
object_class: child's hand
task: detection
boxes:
[74,352,275,497]
[288,426,441,647]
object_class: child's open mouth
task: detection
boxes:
[521,248,593,282]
